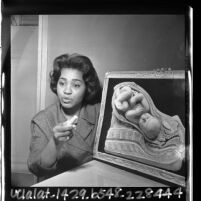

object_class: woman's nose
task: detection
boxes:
[64,85,72,94]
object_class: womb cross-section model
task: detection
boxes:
[104,81,185,171]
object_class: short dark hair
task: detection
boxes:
[50,53,102,104]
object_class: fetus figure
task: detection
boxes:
[114,86,161,140]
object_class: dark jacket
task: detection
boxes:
[27,101,100,181]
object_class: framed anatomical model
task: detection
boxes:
[93,70,188,186]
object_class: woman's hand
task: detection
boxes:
[53,116,78,142]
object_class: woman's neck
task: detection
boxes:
[61,104,82,119]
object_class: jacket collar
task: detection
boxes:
[79,104,96,125]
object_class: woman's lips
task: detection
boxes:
[62,98,72,103]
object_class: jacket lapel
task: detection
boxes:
[75,117,94,141]
[65,104,96,153]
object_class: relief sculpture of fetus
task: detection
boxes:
[104,82,185,171]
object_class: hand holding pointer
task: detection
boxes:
[53,115,78,141]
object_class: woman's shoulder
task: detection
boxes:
[85,102,100,113]
[32,102,59,123]
[82,103,100,124]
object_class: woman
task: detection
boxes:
[27,53,102,181]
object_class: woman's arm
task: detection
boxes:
[39,137,58,167]
[27,122,58,177]
[28,118,77,176]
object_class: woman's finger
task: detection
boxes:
[54,130,73,140]
[53,124,75,132]
[62,115,78,127]
[58,136,68,141]
[57,135,72,142]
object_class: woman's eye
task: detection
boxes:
[59,82,65,86]
[73,83,81,88]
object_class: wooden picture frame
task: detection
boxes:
[93,70,188,187]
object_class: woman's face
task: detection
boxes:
[57,68,86,110]
[139,113,161,140]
